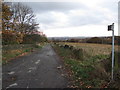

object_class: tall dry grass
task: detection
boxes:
[60,42,119,56]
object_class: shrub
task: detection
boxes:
[2,30,23,45]
[87,37,102,44]
[73,48,84,60]
[22,34,47,44]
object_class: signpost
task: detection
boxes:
[108,23,114,80]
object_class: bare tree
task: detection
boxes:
[11,2,39,34]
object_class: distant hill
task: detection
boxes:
[48,36,91,41]
[48,36,120,45]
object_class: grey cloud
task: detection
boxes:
[36,12,57,25]
[22,2,87,13]
[14,2,118,29]
[118,2,120,21]
[67,9,109,27]
[101,1,118,13]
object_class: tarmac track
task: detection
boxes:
[2,44,68,88]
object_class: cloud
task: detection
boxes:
[23,2,87,13]
[67,9,105,26]
[19,1,118,36]
[36,6,117,29]
[44,25,114,37]
[36,12,58,24]
[36,11,69,29]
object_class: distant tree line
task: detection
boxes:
[52,37,120,45]
[86,37,120,45]
[2,2,47,45]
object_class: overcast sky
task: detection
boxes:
[14,0,119,37]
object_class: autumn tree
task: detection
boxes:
[2,3,24,45]
[11,2,39,34]
[2,2,47,45]
[2,3,13,30]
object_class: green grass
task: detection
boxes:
[53,44,110,88]
[3,48,31,64]
[114,51,120,70]
[2,44,43,64]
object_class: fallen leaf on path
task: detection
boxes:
[57,65,62,69]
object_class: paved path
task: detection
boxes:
[2,44,68,88]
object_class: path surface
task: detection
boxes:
[2,44,68,88]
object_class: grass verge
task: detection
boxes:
[2,44,43,64]
[53,44,112,88]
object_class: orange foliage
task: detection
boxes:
[2,30,24,45]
